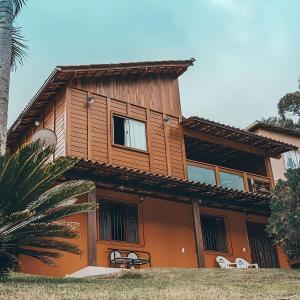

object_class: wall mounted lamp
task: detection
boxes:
[87,96,95,106]
[163,116,170,123]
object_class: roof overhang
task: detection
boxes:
[247,121,300,138]
[8,59,195,146]
[182,117,298,158]
[66,159,271,215]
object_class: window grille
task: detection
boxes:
[201,214,228,252]
[100,201,138,243]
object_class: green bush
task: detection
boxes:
[267,168,300,260]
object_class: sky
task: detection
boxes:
[8,0,300,128]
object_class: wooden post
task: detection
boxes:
[264,156,275,188]
[87,189,97,266]
[192,200,205,268]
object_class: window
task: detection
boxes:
[283,150,300,169]
[99,201,139,243]
[113,115,147,151]
[219,171,245,191]
[187,165,216,185]
[201,214,228,252]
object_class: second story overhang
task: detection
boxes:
[182,116,298,159]
[67,159,271,215]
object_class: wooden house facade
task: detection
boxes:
[7,60,297,276]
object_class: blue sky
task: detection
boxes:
[9,0,300,128]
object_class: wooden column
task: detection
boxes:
[265,156,275,188]
[192,200,205,268]
[87,189,97,266]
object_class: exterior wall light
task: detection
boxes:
[34,120,40,126]
[163,116,170,123]
[87,96,95,106]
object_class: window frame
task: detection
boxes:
[97,198,143,246]
[112,113,148,153]
[200,213,231,254]
[283,150,300,170]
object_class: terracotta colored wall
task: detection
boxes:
[199,206,289,268]
[20,188,289,277]
[255,128,300,181]
[20,213,88,277]
[96,190,198,269]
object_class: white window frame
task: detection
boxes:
[113,115,147,152]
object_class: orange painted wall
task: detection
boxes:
[199,206,289,268]
[20,188,289,277]
[20,212,88,277]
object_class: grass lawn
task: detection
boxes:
[0,268,300,300]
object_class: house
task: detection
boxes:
[7,60,297,277]
[247,122,300,181]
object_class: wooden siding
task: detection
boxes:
[66,83,186,178]
[167,116,186,178]
[16,91,66,158]
[148,111,168,175]
[72,74,181,117]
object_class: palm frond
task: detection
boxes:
[11,26,28,71]
[0,141,97,275]
[21,239,82,255]
[13,0,28,18]
[14,248,61,267]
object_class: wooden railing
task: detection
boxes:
[186,160,271,194]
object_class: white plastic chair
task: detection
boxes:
[110,250,130,268]
[216,256,237,268]
[235,257,258,269]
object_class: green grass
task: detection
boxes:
[0,268,300,300]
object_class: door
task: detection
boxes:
[246,222,278,268]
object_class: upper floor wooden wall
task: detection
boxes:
[17,74,187,179]
[67,74,186,178]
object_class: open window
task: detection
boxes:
[113,115,147,151]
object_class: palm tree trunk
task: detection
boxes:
[0,0,13,155]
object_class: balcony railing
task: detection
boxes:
[186,160,271,194]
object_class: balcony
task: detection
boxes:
[187,160,271,194]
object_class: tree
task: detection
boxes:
[278,88,300,121]
[0,0,28,155]
[0,141,97,275]
[267,168,300,262]
[261,79,300,130]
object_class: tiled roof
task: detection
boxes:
[247,121,300,138]
[67,159,271,215]
[182,116,297,157]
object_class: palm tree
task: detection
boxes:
[0,141,97,275]
[0,0,28,155]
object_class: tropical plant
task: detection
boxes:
[0,0,28,154]
[267,168,300,261]
[0,141,97,276]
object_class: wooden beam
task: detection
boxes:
[192,200,205,268]
[87,189,97,266]
[184,128,267,157]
